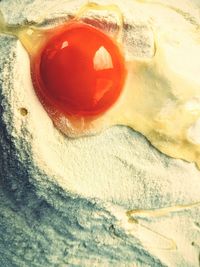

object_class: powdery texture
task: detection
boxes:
[1,0,200,266]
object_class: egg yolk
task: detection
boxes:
[32,22,126,117]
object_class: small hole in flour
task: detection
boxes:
[19,108,28,116]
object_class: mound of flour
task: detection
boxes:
[1,0,200,266]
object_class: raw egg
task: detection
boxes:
[33,22,126,117]
[1,1,200,169]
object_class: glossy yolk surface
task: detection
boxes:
[32,22,126,116]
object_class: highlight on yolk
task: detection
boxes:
[32,22,126,117]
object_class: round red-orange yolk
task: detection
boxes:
[33,22,126,117]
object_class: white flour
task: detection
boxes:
[1,0,200,266]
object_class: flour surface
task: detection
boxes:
[1,1,200,266]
